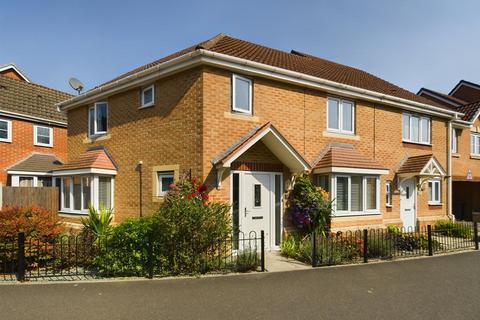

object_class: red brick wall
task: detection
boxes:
[0,118,67,184]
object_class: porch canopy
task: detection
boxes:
[211,122,310,187]
[312,143,389,175]
[396,154,446,178]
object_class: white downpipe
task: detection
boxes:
[447,121,454,220]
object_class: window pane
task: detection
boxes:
[19,177,34,187]
[37,177,51,187]
[351,176,363,211]
[143,87,153,105]
[328,99,339,130]
[98,177,112,209]
[314,175,330,193]
[410,116,419,142]
[96,103,108,132]
[342,101,353,132]
[421,118,429,143]
[452,129,457,153]
[402,114,410,140]
[386,182,391,205]
[36,127,51,145]
[82,177,91,210]
[428,181,433,201]
[161,176,174,193]
[434,182,440,202]
[366,178,377,210]
[73,176,81,211]
[336,177,348,211]
[254,184,261,207]
[274,175,281,246]
[232,173,240,249]
[0,121,8,139]
[89,108,95,136]
[234,77,251,112]
[63,178,70,209]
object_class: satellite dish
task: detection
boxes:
[69,77,85,95]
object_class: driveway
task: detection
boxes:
[1,251,479,320]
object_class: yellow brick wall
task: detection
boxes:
[452,118,480,180]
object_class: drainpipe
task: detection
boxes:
[447,121,453,220]
[138,161,143,218]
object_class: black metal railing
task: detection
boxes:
[310,222,479,267]
[1,230,265,282]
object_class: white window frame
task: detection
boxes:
[332,174,380,216]
[232,74,253,115]
[326,97,355,135]
[385,181,392,207]
[60,175,114,215]
[428,179,441,205]
[88,102,108,137]
[157,171,174,197]
[471,133,480,156]
[451,128,458,154]
[140,84,155,108]
[0,118,12,143]
[33,125,53,147]
[402,113,431,145]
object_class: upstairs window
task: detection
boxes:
[403,113,430,144]
[327,97,354,134]
[34,125,53,147]
[452,128,459,153]
[0,119,12,143]
[141,85,155,108]
[471,133,480,155]
[89,102,108,137]
[232,74,252,114]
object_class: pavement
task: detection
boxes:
[1,251,479,320]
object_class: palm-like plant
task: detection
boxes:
[81,205,113,239]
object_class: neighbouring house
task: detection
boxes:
[0,63,72,187]
[55,33,462,247]
[419,81,480,221]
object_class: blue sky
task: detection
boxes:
[1,0,479,95]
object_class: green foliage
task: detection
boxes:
[95,218,152,276]
[81,205,113,239]
[290,174,333,235]
[229,250,260,272]
[434,220,473,239]
[367,233,393,258]
[280,234,301,259]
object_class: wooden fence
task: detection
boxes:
[0,186,59,213]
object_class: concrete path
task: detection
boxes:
[1,251,479,320]
[265,250,310,272]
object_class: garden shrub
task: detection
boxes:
[0,206,64,239]
[289,174,332,235]
[229,250,260,272]
[95,217,153,276]
[81,205,113,239]
[434,220,473,239]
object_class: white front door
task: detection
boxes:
[237,172,281,249]
[400,178,416,230]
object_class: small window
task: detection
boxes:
[254,184,261,207]
[232,74,252,114]
[314,174,330,192]
[428,179,441,204]
[471,133,480,155]
[157,171,174,196]
[452,128,459,153]
[385,181,392,207]
[0,119,12,143]
[34,125,53,147]
[141,85,155,108]
[402,113,430,144]
[37,177,52,187]
[19,177,34,187]
[88,102,108,137]
[327,97,354,134]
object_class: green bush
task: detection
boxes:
[367,233,393,258]
[230,250,260,272]
[434,220,473,239]
[95,218,152,276]
[81,205,113,239]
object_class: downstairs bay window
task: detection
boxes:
[332,174,380,216]
[60,175,113,214]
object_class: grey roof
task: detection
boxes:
[0,75,72,123]
[7,153,64,173]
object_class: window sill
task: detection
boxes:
[59,210,88,216]
[139,103,155,109]
[333,211,381,217]
[428,202,442,207]
[34,143,53,148]
[84,134,111,144]
[224,111,259,122]
[0,140,12,143]
[402,141,432,147]
[322,131,360,141]
[386,205,392,208]
[452,153,460,158]
[152,196,165,203]
[470,155,480,160]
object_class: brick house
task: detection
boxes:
[55,34,461,247]
[0,64,71,187]
[419,81,480,221]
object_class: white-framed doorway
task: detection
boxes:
[400,178,416,230]
[231,171,283,250]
